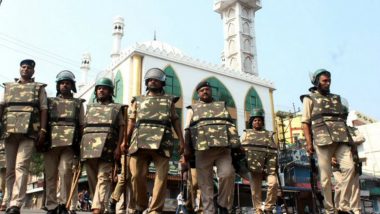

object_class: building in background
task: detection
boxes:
[74,0,276,211]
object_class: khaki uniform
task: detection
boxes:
[81,102,125,212]
[241,129,278,213]
[302,91,356,214]
[187,168,202,212]
[44,96,85,210]
[1,79,47,208]
[333,126,364,214]
[110,155,134,212]
[128,94,178,213]
[0,143,6,206]
[185,101,239,214]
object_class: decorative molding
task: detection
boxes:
[107,41,274,89]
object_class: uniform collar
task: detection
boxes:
[15,78,35,83]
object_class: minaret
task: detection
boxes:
[79,52,91,89]
[214,0,261,76]
[111,16,124,62]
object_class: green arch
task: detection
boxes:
[114,70,124,103]
[244,87,263,127]
[192,77,236,108]
[192,77,237,127]
[163,65,183,162]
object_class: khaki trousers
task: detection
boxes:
[1,168,13,207]
[188,168,202,211]
[0,167,6,205]
[195,147,235,214]
[129,149,169,213]
[249,172,278,213]
[111,155,134,211]
[85,158,113,211]
[44,146,74,210]
[5,134,35,207]
[333,169,361,214]
[314,143,355,214]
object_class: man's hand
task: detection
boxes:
[179,155,189,172]
[120,142,128,154]
[306,143,314,156]
[36,129,47,149]
[72,157,80,171]
[114,146,121,161]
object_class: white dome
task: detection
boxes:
[136,40,184,57]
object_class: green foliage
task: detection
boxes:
[29,152,44,176]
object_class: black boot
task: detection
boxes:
[217,205,229,214]
[107,199,117,214]
[5,206,20,214]
[47,206,59,214]
[58,204,69,214]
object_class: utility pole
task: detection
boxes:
[276,103,301,151]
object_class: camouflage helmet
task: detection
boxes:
[144,68,166,86]
[310,69,331,86]
[56,70,77,93]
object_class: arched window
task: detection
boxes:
[192,77,237,124]
[163,65,183,162]
[229,39,236,53]
[114,70,124,104]
[244,56,252,73]
[243,22,250,34]
[244,87,263,128]
[228,23,235,37]
[244,39,251,51]
[227,8,235,19]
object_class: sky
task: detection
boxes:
[0,0,379,120]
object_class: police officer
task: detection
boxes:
[332,101,363,214]
[301,69,356,214]
[43,70,85,214]
[0,140,7,210]
[184,81,239,214]
[107,154,133,214]
[0,59,48,214]
[240,109,278,214]
[121,68,184,214]
[80,77,125,214]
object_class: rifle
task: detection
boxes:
[351,146,362,175]
[179,164,189,214]
[123,105,129,210]
[308,155,324,214]
[276,167,289,214]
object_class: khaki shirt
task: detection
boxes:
[301,96,312,124]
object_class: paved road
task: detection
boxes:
[13,210,92,214]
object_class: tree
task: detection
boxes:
[29,152,44,177]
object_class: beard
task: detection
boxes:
[148,87,162,93]
[318,87,330,95]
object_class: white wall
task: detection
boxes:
[357,122,380,177]
[141,55,274,135]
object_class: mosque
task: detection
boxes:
[77,0,275,138]
[75,0,275,208]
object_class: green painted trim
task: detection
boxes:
[114,70,124,103]
[192,76,236,108]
